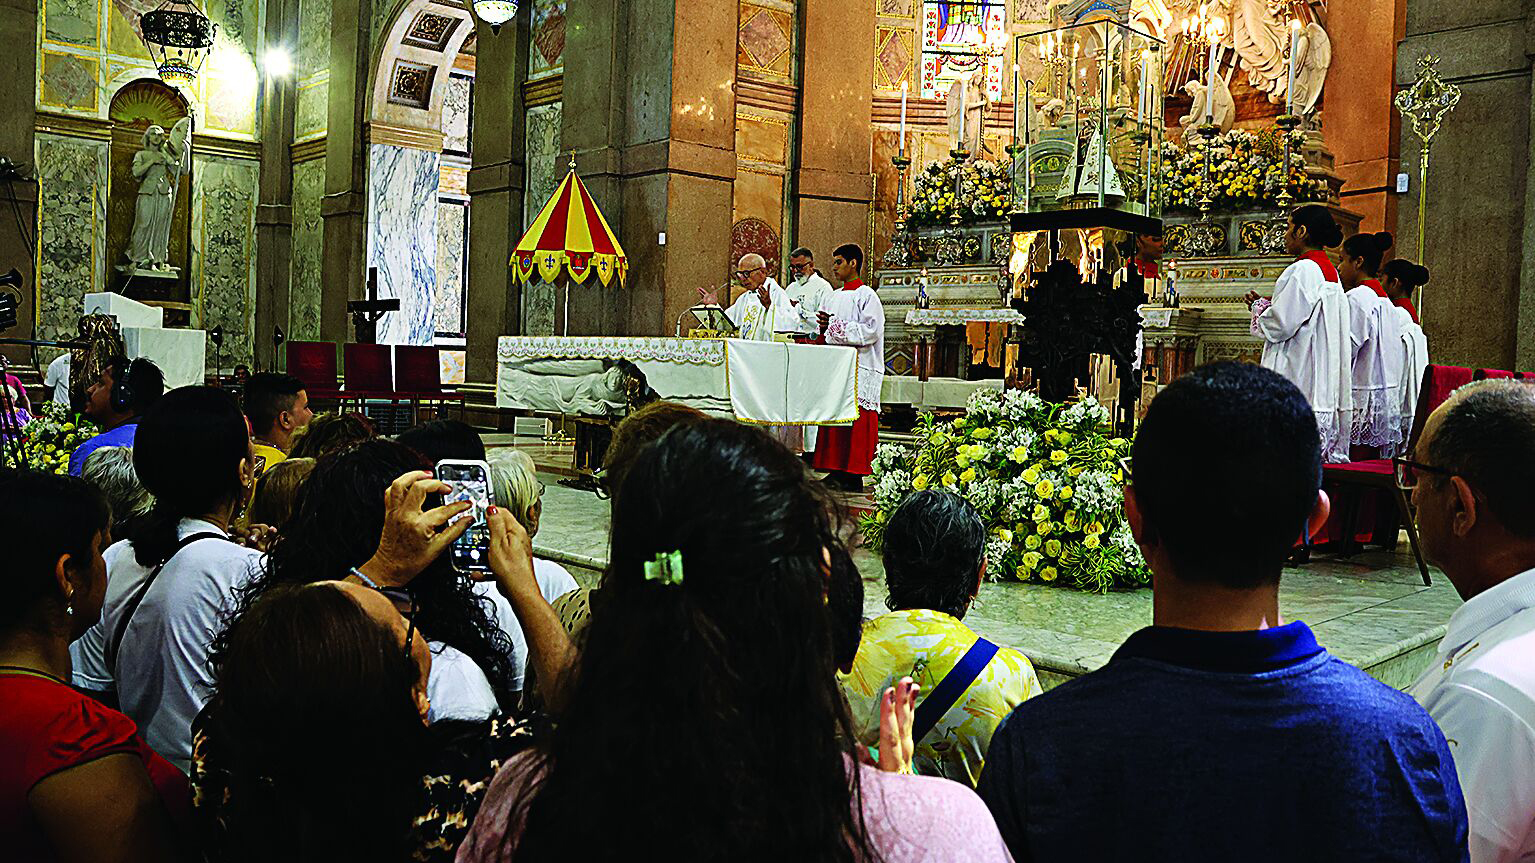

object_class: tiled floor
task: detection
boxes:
[495,436,1462,691]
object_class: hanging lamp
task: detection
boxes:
[140,0,218,87]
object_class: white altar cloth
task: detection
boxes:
[122,327,206,390]
[496,336,859,425]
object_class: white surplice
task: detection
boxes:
[1393,307,1430,447]
[726,277,794,342]
[786,271,835,336]
[819,280,885,411]
[1344,285,1402,454]
[1253,254,1353,463]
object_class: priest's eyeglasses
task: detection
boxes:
[1392,457,1452,491]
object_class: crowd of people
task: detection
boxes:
[3,345,1535,862]
[1246,204,1431,463]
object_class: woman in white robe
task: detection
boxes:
[1339,231,1403,455]
[1245,205,1353,463]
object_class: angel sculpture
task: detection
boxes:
[1179,78,1236,135]
[1289,21,1331,115]
[124,116,192,272]
[1036,97,1067,130]
[945,71,990,157]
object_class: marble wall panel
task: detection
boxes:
[732,168,783,226]
[523,102,563,226]
[108,4,151,60]
[35,134,108,343]
[297,0,333,76]
[210,0,258,55]
[203,70,260,136]
[193,156,259,366]
[439,158,469,198]
[290,158,325,341]
[367,143,440,345]
[443,74,472,154]
[44,0,98,47]
[40,52,99,112]
[434,201,466,336]
[529,0,566,80]
[735,114,787,165]
[295,78,329,140]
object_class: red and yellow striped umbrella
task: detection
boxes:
[511,164,628,287]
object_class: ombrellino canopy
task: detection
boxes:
[511,162,628,287]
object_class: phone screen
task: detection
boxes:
[438,460,492,573]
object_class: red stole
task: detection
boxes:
[841,278,865,292]
[1299,250,1339,283]
[1136,258,1159,279]
[1362,278,1386,298]
[1394,297,1420,323]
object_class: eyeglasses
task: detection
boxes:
[1392,457,1452,491]
[381,587,418,659]
[790,261,813,273]
[733,268,764,279]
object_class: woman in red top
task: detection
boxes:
[1382,258,1430,323]
[0,469,189,863]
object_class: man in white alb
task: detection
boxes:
[786,247,834,339]
[711,253,793,342]
[1407,379,1535,863]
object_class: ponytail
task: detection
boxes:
[1382,258,1431,291]
[1341,231,1394,275]
[1291,204,1343,249]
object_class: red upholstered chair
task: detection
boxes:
[394,345,463,421]
[1476,368,1516,380]
[285,341,342,400]
[1314,364,1475,585]
[343,343,396,401]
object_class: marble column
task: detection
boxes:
[1396,1,1534,369]
[0,0,37,366]
[794,0,875,270]
[256,0,299,371]
[562,0,738,336]
[319,0,374,344]
[464,13,531,392]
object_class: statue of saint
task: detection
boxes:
[1178,77,1236,134]
[945,71,989,156]
[123,117,191,272]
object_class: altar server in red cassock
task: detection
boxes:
[1244,205,1353,463]
[813,243,884,492]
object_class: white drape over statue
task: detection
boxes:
[124,117,191,272]
[945,72,989,156]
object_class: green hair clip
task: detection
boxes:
[644,550,684,587]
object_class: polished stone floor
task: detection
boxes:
[495,437,1464,691]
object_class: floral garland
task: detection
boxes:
[907,159,1013,226]
[861,389,1150,594]
[19,401,95,475]
[1157,127,1328,213]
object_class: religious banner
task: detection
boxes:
[920,0,1006,100]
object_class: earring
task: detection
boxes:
[66,603,74,616]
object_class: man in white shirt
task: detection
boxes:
[786,247,834,338]
[44,352,71,407]
[1407,378,1535,863]
[719,253,793,342]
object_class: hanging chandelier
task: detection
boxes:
[140,0,218,87]
[469,0,518,34]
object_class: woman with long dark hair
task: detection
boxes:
[458,419,1010,862]
[232,439,519,717]
[69,386,263,769]
[1244,204,1353,463]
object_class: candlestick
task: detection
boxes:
[1012,63,1021,148]
[899,80,909,156]
[1206,22,1220,124]
[1023,79,1033,209]
[1286,19,1300,115]
[1138,51,1149,121]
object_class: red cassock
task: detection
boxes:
[1393,296,1420,323]
[811,278,880,476]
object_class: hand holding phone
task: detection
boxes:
[437,459,494,575]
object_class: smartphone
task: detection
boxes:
[437,459,493,574]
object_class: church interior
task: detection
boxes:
[4,0,1535,700]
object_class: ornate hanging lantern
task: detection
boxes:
[469,0,518,34]
[140,0,218,87]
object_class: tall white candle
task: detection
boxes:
[1138,52,1149,119]
[1012,63,1021,146]
[1205,21,1220,123]
[899,80,909,155]
[1286,19,1300,114]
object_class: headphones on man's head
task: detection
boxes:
[109,357,134,414]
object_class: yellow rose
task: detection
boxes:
[1063,511,1079,530]
[941,471,957,487]
[1022,466,1040,484]
[1058,432,1072,445]
[1024,533,1042,550]
[1041,566,1058,582]
[955,455,970,469]
[1034,479,1055,498]
[1037,521,1055,536]
[1083,533,1102,549]
[1032,503,1051,522]
[1021,551,1042,570]
[1087,521,1105,535]
[1070,466,1085,477]
[972,427,994,440]
[1058,486,1074,500]
[912,474,930,490]
[1010,445,1029,462]
[995,528,1014,543]
[959,467,977,484]
[1044,538,1062,557]
[1050,449,1068,464]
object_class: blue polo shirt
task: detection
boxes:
[69,419,139,476]
[977,621,1468,862]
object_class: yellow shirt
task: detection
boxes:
[840,608,1042,787]
[238,442,287,525]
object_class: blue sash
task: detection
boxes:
[911,637,1000,744]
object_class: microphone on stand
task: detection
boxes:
[208,326,224,386]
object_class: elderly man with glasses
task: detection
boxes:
[785,246,834,340]
[1403,378,1535,863]
[698,253,793,342]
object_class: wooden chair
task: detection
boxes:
[285,341,343,401]
[1314,364,1475,586]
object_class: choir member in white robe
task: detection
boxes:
[1245,206,1352,463]
[812,243,884,491]
[1339,231,1403,454]
[1392,305,1430,446]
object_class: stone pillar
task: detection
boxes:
[793,0,875,271]
[0,0,37,366]
[464,14,530,391]
[1328,0,1406,232]
[319,0,374,344]
[1395,2,1534,369]
[563,0,738,337]
[255,0,299,371]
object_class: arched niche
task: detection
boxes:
[107,79,194,321]
[369,0,477,134]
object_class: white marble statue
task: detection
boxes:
[945,72,989,156]
[1179,77,1236,134]
[1290,21,1331,115]
[124,117,192,272]
[1037,97,1066,130]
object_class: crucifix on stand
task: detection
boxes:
[348,267,401,344]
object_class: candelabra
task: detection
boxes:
[1273,112,1300,210]
[1196,122,1218,215]
[1394,54,1462,274]
[937,146,969,265]
[881,153,915,268]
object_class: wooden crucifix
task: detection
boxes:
[348,267,401,344]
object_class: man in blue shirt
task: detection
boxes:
[977,361,1468,863]
[69,356,164,475]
